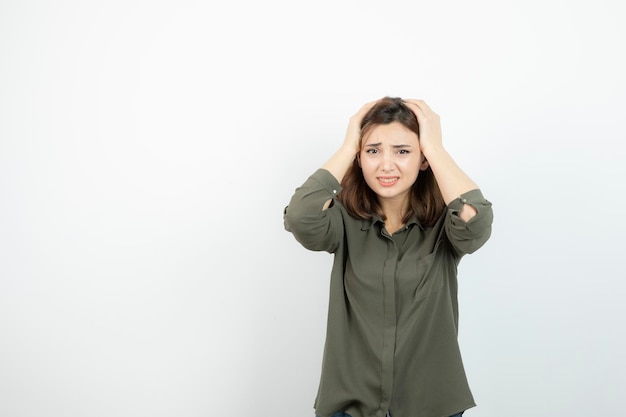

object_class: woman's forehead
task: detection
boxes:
[362,122,419,144]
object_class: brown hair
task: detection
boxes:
[337,97,445,227]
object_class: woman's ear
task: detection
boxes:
[419,157,429,171]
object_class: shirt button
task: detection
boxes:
[461,198,467,203]
[333,189,337,194]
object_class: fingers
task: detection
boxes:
[344,100,379,153]
[403,99,439,121]
[348,99,380,130]
[403,100,423,119]
[403,99,443,148]
[355,99,379,119]
[403,99,433,112]
[403,98,427,108]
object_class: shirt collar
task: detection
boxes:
[361,214,424,231]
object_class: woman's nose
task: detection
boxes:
[381,153,395,171]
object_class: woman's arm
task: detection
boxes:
[283,169,344,252]
[319,100,378,210]
[284,101,378,250]
[404,99,480,222]
[322,100,378,183]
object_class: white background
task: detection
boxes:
[1,0,625,416]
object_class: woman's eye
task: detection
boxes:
[398,149,410,154]
[366,149,378,154]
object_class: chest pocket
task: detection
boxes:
[413,239,446,301]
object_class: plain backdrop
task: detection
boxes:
[1,0,625,416]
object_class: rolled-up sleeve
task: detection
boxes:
[283,169,344,253]
[445,189,493,256]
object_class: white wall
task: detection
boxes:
[1,1,624,416]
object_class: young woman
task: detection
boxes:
[284,97,493,417]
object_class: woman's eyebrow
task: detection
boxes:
[364,143,412,148]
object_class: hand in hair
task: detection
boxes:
[321,100,379,184]
[403,99,443,154]
[343,100,379,156]
[403,99,479,220]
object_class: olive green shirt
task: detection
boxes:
[284,169,493,417]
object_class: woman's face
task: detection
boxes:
[359,122,429,205]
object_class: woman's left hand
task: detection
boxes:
[403,99,480,218]
[403,99,443,154]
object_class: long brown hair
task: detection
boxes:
[337,97,445,227]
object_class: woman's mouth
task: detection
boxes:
[377,177,399,187]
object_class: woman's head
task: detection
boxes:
[338,97,445,227]
[359,97,420,145]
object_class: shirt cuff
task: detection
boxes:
[447,189,492,225]
[448,189,487,212]
[310,168,342,198]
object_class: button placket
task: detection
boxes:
[380,236,398,413]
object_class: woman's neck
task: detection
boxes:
[380,197,409,233]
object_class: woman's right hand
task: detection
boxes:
[343,100,379,155]
[321,100,379,185]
